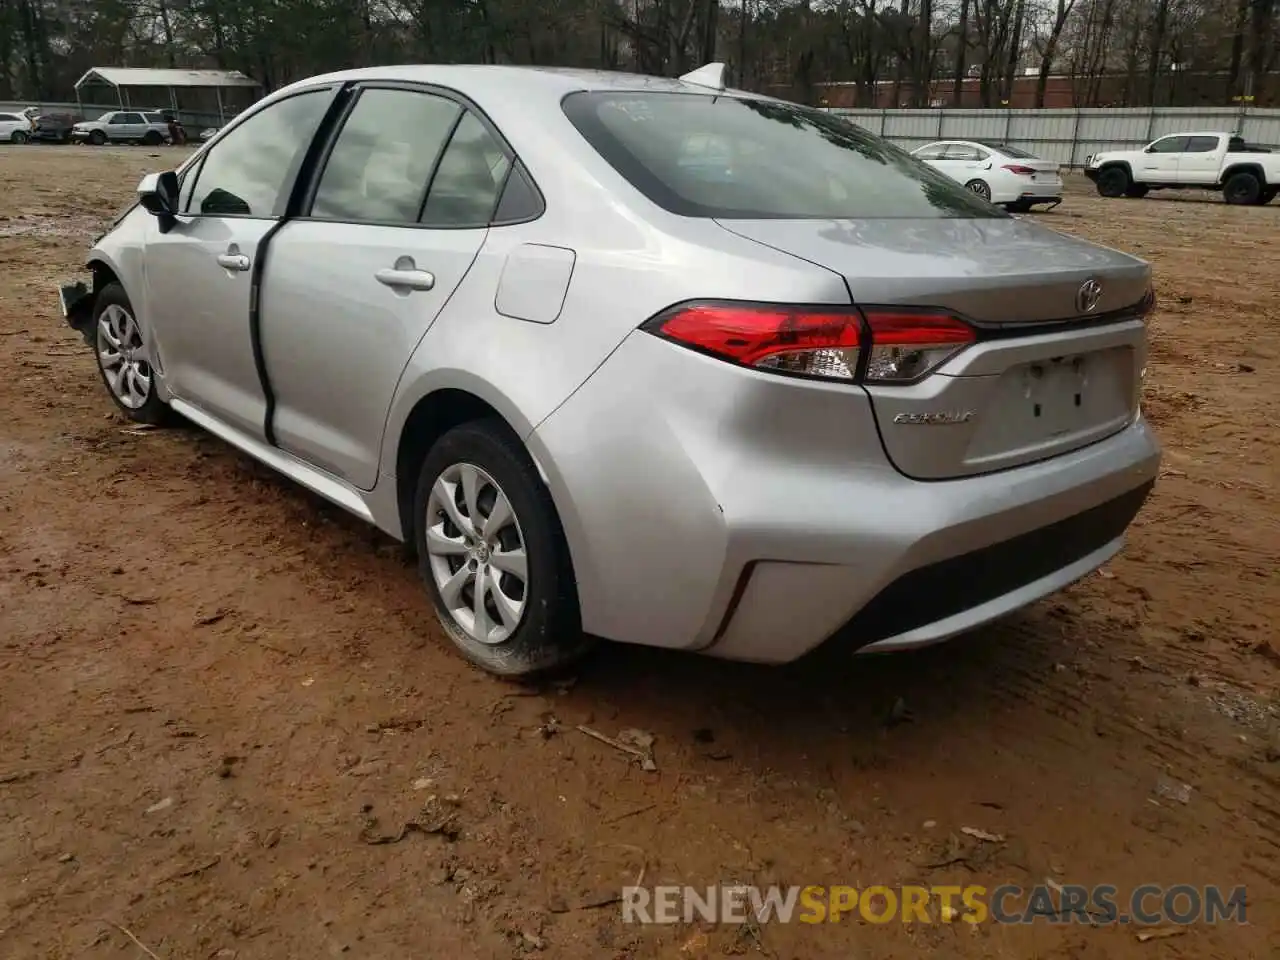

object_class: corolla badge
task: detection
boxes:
[1076,278,1103,313]
[893,411,975,425]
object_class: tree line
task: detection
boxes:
[1,0,1277,107]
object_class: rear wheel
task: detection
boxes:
[10,130,28,144]
[92,283,171,425]
[1096,166,1129,198]
[964,179,992,202]
[1223,171,1262,205]
[89,129,106,146]
[414,420,589,678]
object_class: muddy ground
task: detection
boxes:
[1,146,1277,960]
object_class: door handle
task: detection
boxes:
[375,268,435,291]
[216,253,250,271]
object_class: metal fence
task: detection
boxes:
[829,107,1280,167]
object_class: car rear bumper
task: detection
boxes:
[530,329,1161,664]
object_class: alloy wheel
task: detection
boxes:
[96,304,153,410]
[424,462,529,645]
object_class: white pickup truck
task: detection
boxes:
[1085,131,1280,205]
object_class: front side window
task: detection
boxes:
[311,88,460,224]
[562,92,1001,219]
[186,89,331,218]
[1148,136,1189,153]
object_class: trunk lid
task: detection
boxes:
[717,217,1151,480]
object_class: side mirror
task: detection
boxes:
[137,171,180,224]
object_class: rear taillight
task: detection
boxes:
[860,308,976,384]
[641,302,975,385]
[1003,164,1037,175]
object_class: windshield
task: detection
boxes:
[562,91,1003,219]
[978,141,1038,159]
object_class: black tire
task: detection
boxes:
[1096,166,1129,198]
[964,179,991,202]
[11,130,28,144]
[143,130,163,146]
[1223,171,1262,205]
[89,129,106,146]
[91,283,172,425]
[1124,184,1149,198]
[413,419,588,678]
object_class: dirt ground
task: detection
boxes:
[1,145,1277,960]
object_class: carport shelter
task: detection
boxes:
[73,68,261,128]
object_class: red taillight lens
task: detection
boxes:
[642,302,976,384]
[1003,164,1037,175]
[861,309,976,383]
[643,302,863,381]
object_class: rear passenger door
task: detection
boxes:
[260,83,517,489]
[1177,135,1224,185]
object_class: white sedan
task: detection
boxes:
[911,140,1063,212]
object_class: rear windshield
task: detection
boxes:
[562,91,1003,219]
[979,141,1037,159]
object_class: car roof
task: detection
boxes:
[279,64,770,102]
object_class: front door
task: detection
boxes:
[141,87,336,438]
[1138,135,1188,182]
[260,86,511,489]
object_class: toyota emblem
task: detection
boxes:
[1076,278,1103,314]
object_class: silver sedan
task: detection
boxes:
[57,63,1161,677]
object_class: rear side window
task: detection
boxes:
[1185,136,1220,153]
[562,92,1000,219]
[420,112,512,227]
[914,143,946,160]
[311,88,461,224]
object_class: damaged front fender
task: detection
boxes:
[58,279,96,342]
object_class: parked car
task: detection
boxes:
[70,111,170,146]
[56,63,1161,677]
[0,110,32,143]
[1085,131,1280,205]
[31,113,77,143]
[911,139,1064,211]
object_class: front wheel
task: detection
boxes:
[11,130,28,144]
[92,283,172,425]
[1096,166,1130,198]
[89,130,106,146]
[142,130,163,146]
[414,420,589,678]
[964,179,992,202]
